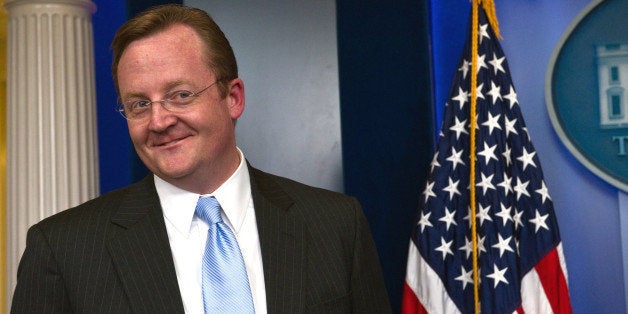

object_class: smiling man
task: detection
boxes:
[11,4,390,314]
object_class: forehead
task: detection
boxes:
[117,24,213,93]
[120,24,207,66]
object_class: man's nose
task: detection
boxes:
[147,101,177,131]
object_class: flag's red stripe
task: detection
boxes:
[535,249,573,314]
[401,282,428,314]
[516,305,524,314]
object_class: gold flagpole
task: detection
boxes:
[0,3,7,312]
[470,1,501,313]
[469,0,480,312]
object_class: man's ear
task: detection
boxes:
[227,78,245,120]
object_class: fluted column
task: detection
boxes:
[4,0,98,307]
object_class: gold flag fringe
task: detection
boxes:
[480,0,502,39]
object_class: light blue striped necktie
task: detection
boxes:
[195,196,255,313]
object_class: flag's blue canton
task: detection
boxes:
[412,8,563,313]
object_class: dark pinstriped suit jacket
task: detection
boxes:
[11,166,391,313]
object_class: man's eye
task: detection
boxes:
[132,100,151,110]
[171,91,194,102]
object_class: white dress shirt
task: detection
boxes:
[155,148,267,313]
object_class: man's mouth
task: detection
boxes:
[153,135,190,147]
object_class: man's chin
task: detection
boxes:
[156,168,191,180]
[150,161,195,180]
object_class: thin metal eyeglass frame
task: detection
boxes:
[116,80,220,120]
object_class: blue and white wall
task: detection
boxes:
[92,0,625,313]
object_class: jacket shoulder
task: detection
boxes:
[35,176,155,229]
[249,166,355,204]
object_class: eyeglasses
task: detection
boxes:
[117,81,219,120]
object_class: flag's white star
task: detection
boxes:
[439,207,458,231]
[536,180,552,204]
[529,209,550,233]
[418,211,433,233]
[486,264,509,288]
[475,82,485,100]
[476,203,493,226]
[430,152,441,172]
[443,178,462,201]
[476,54,488,74]
[481,112,502,135]
[504,85,518,108]
[455,266,474,290]
[487,81,502,105]
[473,113,480,131]
[514,178,531,200]
[459,59,470,79]
[513,209,524,230]
[479,23,490,44]
[463,208,472,226]
[504,116,518,138]
[477,235,487,254]
[452,87,469,109]
[459,237,473,259]
[447,148,466,170]
[435,237,454,260]
[502,144,512,166]
[422,181,437,203]
[460,233,488,256]
[488,52,505,75]
[476,172,496,195]
[497,172,513,196]
[495,203,513,226]
[449,117,469,140]
[517,147,537,171]
[492,234,515,257]
[477,142,498,165]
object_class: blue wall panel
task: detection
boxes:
[93,0,131,193]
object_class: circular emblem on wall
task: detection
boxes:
[546,0,628,191]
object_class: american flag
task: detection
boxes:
[402,6,572,314]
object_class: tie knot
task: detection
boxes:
[195,196,223,224]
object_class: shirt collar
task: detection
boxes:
[156,147,252,236]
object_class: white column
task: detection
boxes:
[4,0,98,307]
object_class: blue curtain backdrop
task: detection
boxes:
[337,1,434,311]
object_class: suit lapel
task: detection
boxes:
[249,166,307,313]
[104,168,305,312]
[107,176,185,313]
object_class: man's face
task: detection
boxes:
[116,24,244,193]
